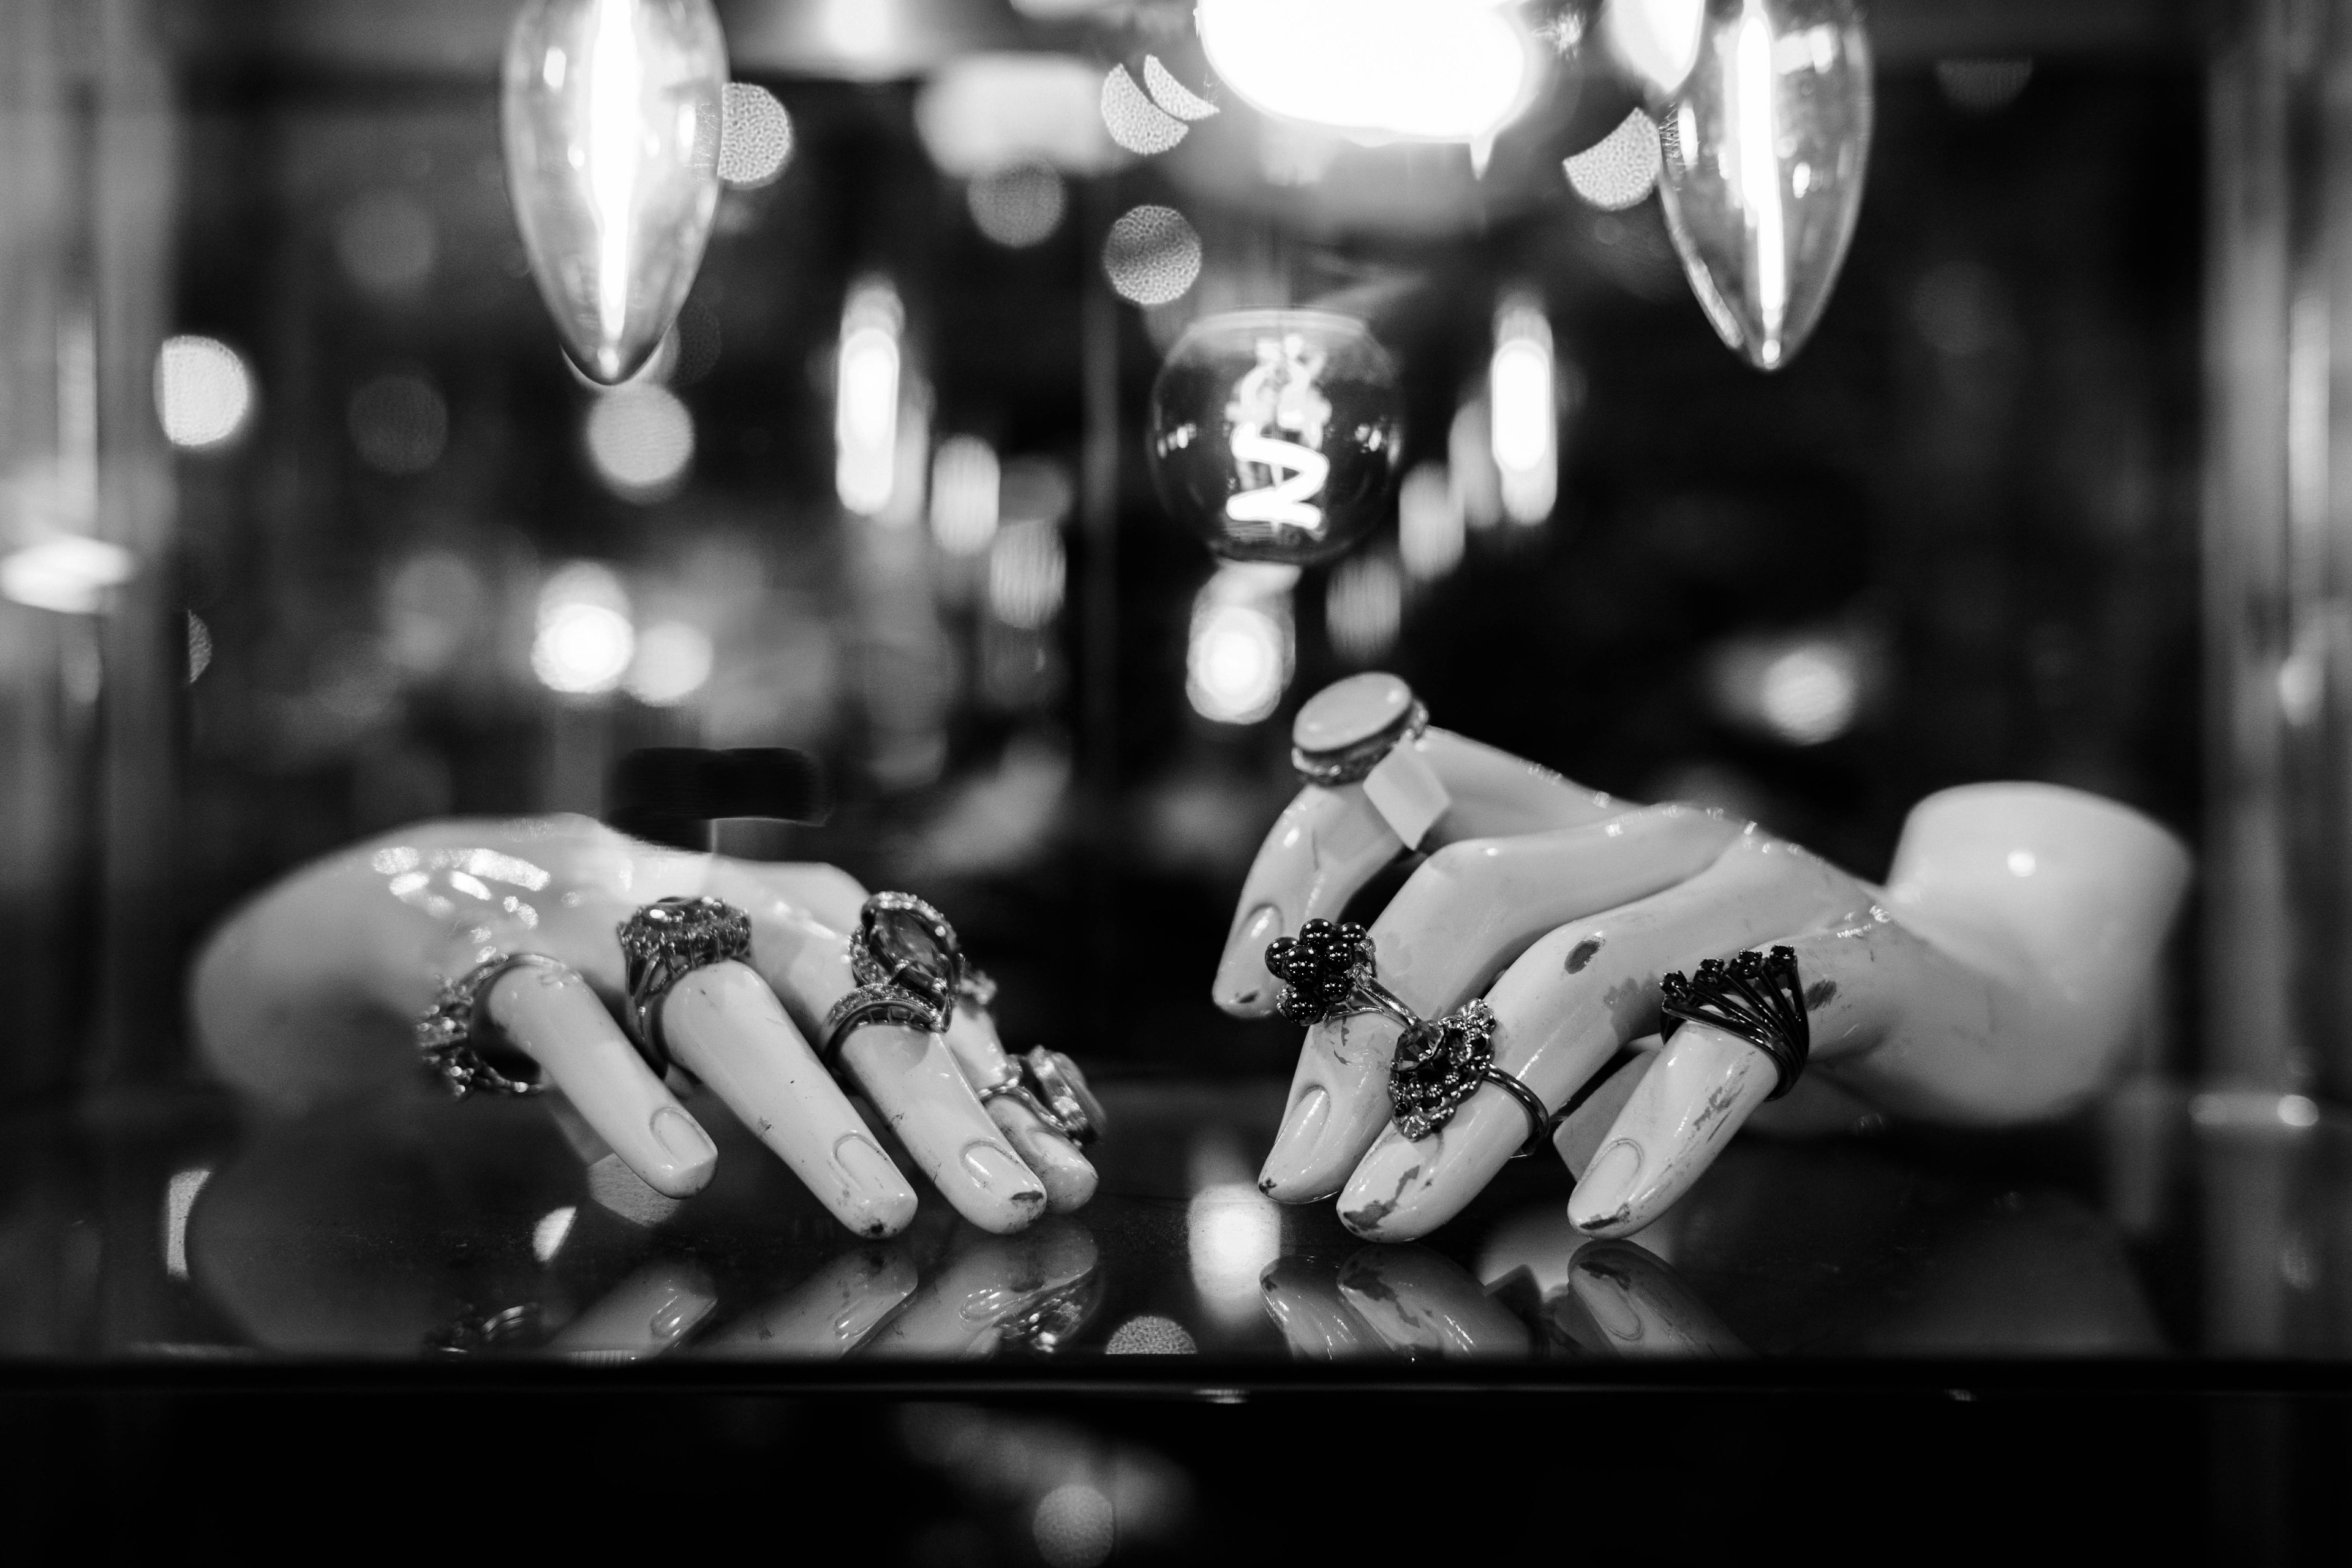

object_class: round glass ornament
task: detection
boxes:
[1147,310,1403,565]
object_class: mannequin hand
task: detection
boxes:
[192,815,1097,1237]
[1218,676,2191,1243]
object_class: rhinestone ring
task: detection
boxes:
[978,1046,1107,1147]
[616,895,753,1076]
[414,951,568,1098]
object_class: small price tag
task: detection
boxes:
[1362,740,1450,849]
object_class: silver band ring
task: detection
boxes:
[616,895,753,1076]
[415,951,567,1098]
[1480,1066,1558,1160]
[1292,699,1429,788]
[820,983,947,1074]
[977,1046,1106,1147]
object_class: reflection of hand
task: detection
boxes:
[1219,675,2191,1243]
[188,1097,1101,1360]
[192,815,1095,1237]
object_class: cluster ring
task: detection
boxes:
[616,895,753,1077]
[414,951,568,1098]
[822,891,970,1074]
[978,1046,1106,1147]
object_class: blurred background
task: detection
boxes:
[0,0,2216,1104]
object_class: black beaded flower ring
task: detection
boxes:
[1263,919,1415,1028]
[1658,945,1811,1099]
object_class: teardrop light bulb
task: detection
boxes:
[502,0,726,385]
[1147,311,1402,565]
[1655,0,1871,371]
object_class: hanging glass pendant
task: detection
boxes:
[1148,311,1403,566]
[502,0,726,385]
[1654,0,1871,371]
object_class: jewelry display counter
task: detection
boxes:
[4,1072,2342,1374]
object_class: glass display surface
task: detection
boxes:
[4,1072,2340,1370]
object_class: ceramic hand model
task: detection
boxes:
[1217,674,2191,1242]
[193,816,1099,1238]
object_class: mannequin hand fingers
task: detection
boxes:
[486,959,717,1199]
[699,1247,918,1358]
[1259,805,1745,1201]
[728,861,871,936]
[1259,1257,1386,1359]
[1215,727,1628,1018]
[859,1219,1098,1357]
[1336,834,1863,1240]
[839,1023,1049,1232]
[548,1256,717,1362]
[1558,1241,1747,1358]
[944,1009,1098,1213]
[661,960,919,1238]
[1564,916,2028,1237]
[1334,1246,1532,1357]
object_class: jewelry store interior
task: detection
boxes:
[7,0,2350,1558]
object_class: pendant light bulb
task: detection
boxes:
[502,0,726,385]
[1655,0,1871,371]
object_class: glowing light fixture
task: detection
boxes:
[1656,0,1872,370]
[1196,0,1536,151]
[502,0,726,385]
[835,279,903,516]
[1489,298,1558,525]
[154,335,254,450]
[1,535,135,614]
[533,561,635,695]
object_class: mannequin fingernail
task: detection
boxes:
[832,1133,896,1193]
[1570,1139,1643,1232]
[649,1106,717,1167]
[1216,905,1284,1006]
[1570,1266,1645,1344]
[960,1141,1046,1204]
[1276,1086,1329,1152]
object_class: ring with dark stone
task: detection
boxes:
[1387,999,1557,1157]
[1659,944,1811,1099]
[978,1046,1108,1146]
[1264,918,1414,1028]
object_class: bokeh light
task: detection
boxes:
[1758,643,1860,745]
[186,612,213,683]
[967,162,1067,247]
[1448,399,1502,529]
[1186,565,1295,725]
[625,620,714,705]
[1143,56,1219,121]
[1101,64,1188,156]
[989,516,1066,629]
[915,52,1118,178]
[1196,0,1534,145]
[0,536,135,615]
[930,435,1001,555]
[1489,298,1556,525]
[154,334,254,450]
[1564,108,1661,211]
[1033,1483,1115,1568]
[1604,0,1704,97]
[1397,460,1464,580]
[1186,1180,1283,1321]
[1102,205,1200,306]
[1325,550,1401,664]
[1105,1314,1198,1354]
[349,372,449,475]
[718,81,793,187]
[586,383,694,500]
[532,561,635,696]
[335,189,437,294]
[835,279,903,516]
[1936,58,2033,113]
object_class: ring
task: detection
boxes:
[978,1046,1107,1146]
[616,895,753,1076]
[1388,999,1558,1157]
[822,891,969,1072]
[1292,696,1430,788]
[415,951,567,1098]
[1263,919,1417,1028]
[849,891,969,1020]
[1659,944,1811,1099]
